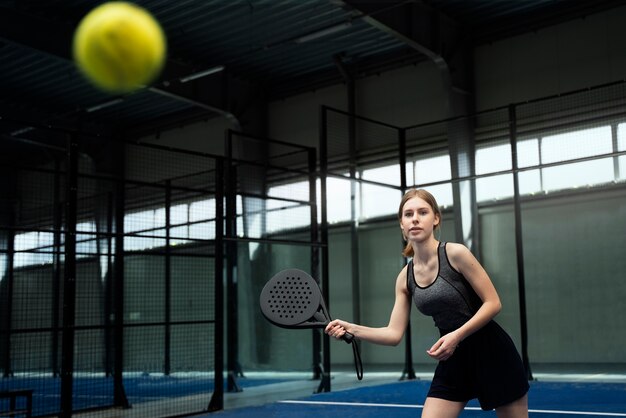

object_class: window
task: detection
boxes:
[617,123,626,181]
[8,121,623,270]
[414,154,453,207]
[541,126,613,191]
[14,231,51,267]
[476,144,513,202]
[475,124,616,200]
[125,209,162,250]
[360,165,401,220]
[266,182,310,233]
[541,126,612,164]
[189,199,215,240]
[319,175,352,224]
[76,221,96,256]
[517,139,542,195]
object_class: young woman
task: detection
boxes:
[325,189,529,418]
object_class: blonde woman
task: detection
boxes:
[325,189,529,418]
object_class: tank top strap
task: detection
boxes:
[438,241,455,279]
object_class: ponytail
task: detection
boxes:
[402,241,414,257]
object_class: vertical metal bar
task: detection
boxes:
[51,158,62,377]
[164,180,172,376]
[538,137,544,191]
[113,144,129,408]
[60,134,78,418]
[334,56,362,339]
[104,192,113,377]
[399,128,416,380]
[225,131,242,393]
[509,104,533,380]
[309,147,319,282]
[1,228,15,378]
[611,124,620,181]
[208,158,225,412]
[309,145,323,381]
[399,129,407,191]
[347,78,362,336]
[316,106,331,393]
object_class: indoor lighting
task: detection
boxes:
[85,98,124,113]
[294,21,352,43]
[179,65,225,83]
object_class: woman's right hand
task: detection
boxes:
[325,319,352,340]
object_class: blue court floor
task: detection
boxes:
[2,372,625,417]
[206,378,626,418]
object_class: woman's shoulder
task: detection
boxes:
[397,262,409,279]
[443,242,472,262]
[395,263,410,293]
[443,241,467,252]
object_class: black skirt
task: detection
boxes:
[428,320,530,410]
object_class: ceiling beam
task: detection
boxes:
[341,0,464,71]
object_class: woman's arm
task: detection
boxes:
[426,242,502,360]
[325,266,412,346]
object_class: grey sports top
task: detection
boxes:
[407,242,482,331]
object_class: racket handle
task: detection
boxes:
[341,331,354,344]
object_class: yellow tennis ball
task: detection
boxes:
[73,2,166,93]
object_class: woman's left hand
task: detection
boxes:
[426,331,462,361]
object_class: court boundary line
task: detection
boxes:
[279,400,626,416]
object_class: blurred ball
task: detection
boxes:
[73,2,166,93]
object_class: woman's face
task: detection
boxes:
[400,196,439,242]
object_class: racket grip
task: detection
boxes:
[341,331,354,344]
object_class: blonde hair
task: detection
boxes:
[398,189,441,257]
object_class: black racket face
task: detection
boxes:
[259,269,323,327]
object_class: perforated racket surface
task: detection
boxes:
[259,269,324,328]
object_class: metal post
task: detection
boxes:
[224,132,242,392]
[164,180,172,375]
[104,192,113,377]
[1,228,15,378]
[509,104,533,380]
[60,134,78,418]
[208,158,225,412]
[399,128,416,380]
[316,106,331,393]
[309,148,320,291]
[308,145,324,381]
[51,158,62,377]
[113,142,129,408]
[334,54,362,334]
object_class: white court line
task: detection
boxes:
[279,400,626,417]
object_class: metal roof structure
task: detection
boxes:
[1,0,624,157]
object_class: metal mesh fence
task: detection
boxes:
[0,138,222,417]
[323,80,626,375]
[224,131,321,383]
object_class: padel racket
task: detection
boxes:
[259,268,363,380]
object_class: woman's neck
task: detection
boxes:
[412,237,438,265]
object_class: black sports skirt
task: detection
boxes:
[428,320,530,410]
